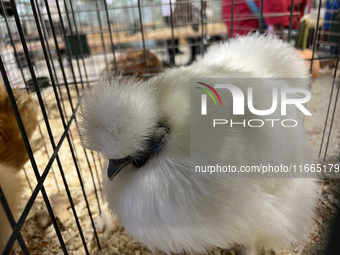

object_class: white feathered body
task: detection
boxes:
[78,36,318,254]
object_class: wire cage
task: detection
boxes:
[0,0,340,254]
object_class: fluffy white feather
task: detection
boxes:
[77,35,318,254]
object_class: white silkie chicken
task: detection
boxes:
[77,36,318,255]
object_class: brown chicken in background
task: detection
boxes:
[0,79,42,169]
[103,50,164,80]
[0,163,23,252]
[0,78,42,252]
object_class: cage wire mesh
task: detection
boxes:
[0,0,340,254]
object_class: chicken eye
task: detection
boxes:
[153,138,165,154]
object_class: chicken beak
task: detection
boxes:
[108,157,132,181]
